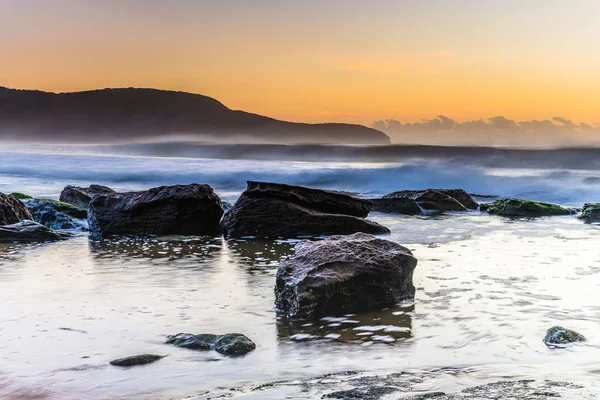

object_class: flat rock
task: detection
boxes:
[88,184,223,238]
[222,181,388,238]
[275,233,417,320]
[0,193,32,225]
[109,354,165,367]
[59,184,116,209]
[482,198,576,217]
[0,220,68,242]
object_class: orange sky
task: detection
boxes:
[1,0,599,125]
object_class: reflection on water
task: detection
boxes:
[0,213,600,399]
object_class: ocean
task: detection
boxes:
[0,143,599,399]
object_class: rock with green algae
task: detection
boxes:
[543,326,585,347]
[166,332,256,356]
[22,199,87,230]
[9,192,33,200]
[579,203,600,223]
[109,354,165,367]
[481,198,576,217]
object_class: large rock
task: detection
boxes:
[579,203,600,223]
[88,184,223,238]
[369,198,421,215]
[59,184,115,208]
[481,198,576,217]
[22,199,87,230]
[0,220,68,242]
[166,333,256,356]
[275,233,417,320]
[383,189,476,212]
[221,181,388,238]
[0,193,32,225]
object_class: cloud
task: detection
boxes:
[372,116,600,146]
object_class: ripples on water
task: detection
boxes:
[0,213,599,399]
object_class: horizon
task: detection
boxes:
[2,0,600,136]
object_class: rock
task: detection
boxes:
[9,192,33,200]
[579,203,600,223]
[166,333,218,350]
[275,233,418,320]
[88,184,223,238]
[383,189,474,212]
[369,198,421,215]
[213,333,257,356]
[109,354,165,367]
[221,181,388,238]
[166,333,256,356]
[59,184,116,208]
[482,198,576,217]
[543,326,585,347]
[0,193,32,225]
[0,220,68,242]
[22,199,87,230]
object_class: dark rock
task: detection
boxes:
[109,354,165,367]
[482,198,576,217]
[0,193,32,225]
[23,199,87,230]
[59,184,116,209]
[383,189,473,212]
[88,184,223,238]
[579,203,600,223]
[0,220,68,242]
[543,326,585,347]
[275,233,417,320]
[166,333,218,350]
[221,181,388,238]
[369,198,421,215]
[166,333,256,356]
[213,333,257,356]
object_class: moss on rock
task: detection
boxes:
[482,198,576,218]
[579,203,600,223]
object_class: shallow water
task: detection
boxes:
[1,146,600,399]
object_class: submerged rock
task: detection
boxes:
[275,233,418,320]
[543,326,585,347]
[22,199,87,230]
[579,203,600,223]
[369,198,421,215]
[0,193,32,225]
[482,198,576,217]
[0,220,68,242]
[383,189,477,213]
[109,354,165,367]
[221,181,388,238]
[88,184,224,238]
[59,184,116,209]
[166,333,256,356]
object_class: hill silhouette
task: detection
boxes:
[0,87,390,144]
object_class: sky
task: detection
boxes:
[1,0,600,127]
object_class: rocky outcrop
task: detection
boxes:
[579,203,600,223]
[221,181,388,238]
[59,184,116,209]
[109,354,165,367]
[0,220,68,242]
[22,199,87,230]
[481,198,576,217]
[275,233,417,320]
[543,326,585,347]
[0,193,32,225]
[88,184,223,238]
[382,189,477,213]
[166,333,256,356]
[369,198,421,215]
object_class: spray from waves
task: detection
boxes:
[1,151,600,205]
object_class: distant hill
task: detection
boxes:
[0,87,390,144]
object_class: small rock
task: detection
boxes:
[166,333,218,350]
[166,333,256,356]
[543,326,585,347]
[0,193,32,225]
[109,354,165,367]
[22,199,87,230]
[0,220,68,242]
[59,184,116,209]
